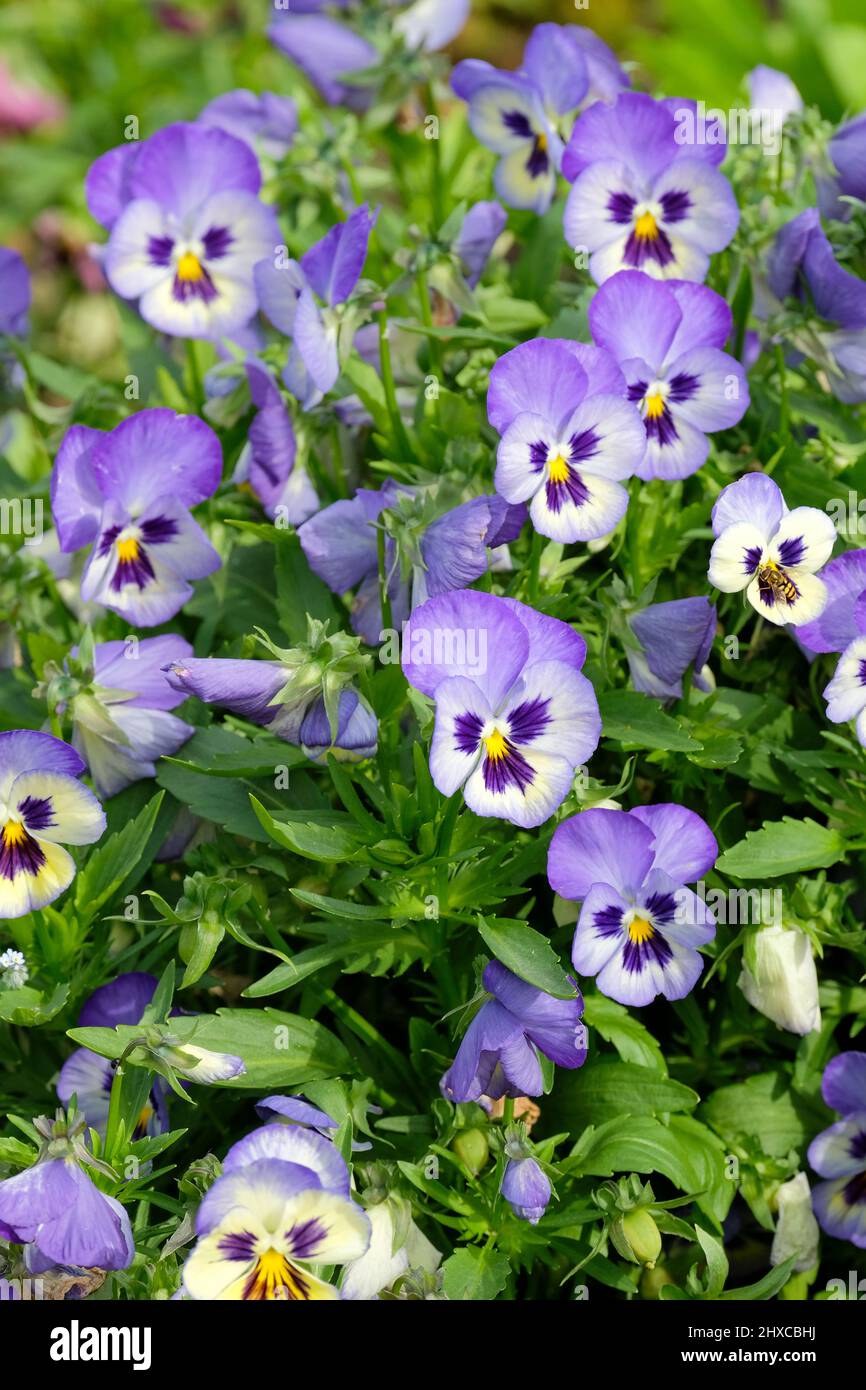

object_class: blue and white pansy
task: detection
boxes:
[489,337,646,541]
[451,25,591,214]
[402,590,601,829]
[809,1051,866,1248]
[0,731,105,919]
[50,409,222,627]
[548,803,718,1007]
[708,474,836,627]
[183,1125,370,1300]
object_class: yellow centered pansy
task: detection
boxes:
[628,916,655,944]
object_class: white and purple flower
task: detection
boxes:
[441,959,587,1103]
[50,408,222,627]
[0,731,105,919]
[254,203,377,409]
[0,1154,134,1273]
[796,550,866,745]
[588,271,749,481]
[68,634,195,799]
[808,1051,866,1248]
[403,590,601,828]
[708,474,835,628]
[182,1124,370,1300]
[563,92,738,284]
[86,122,280,339]
[452,24,596,213]
[490,337,646,541]
[548,803,718,1007]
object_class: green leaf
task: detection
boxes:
[716,817,848,878]
[67,1007,352,1091]
[582,994,666,1072]
[717,1257,796,1301]
[476,916,574,998]
[164,726,307,778]
[441,1246,510,1300]
[250,797,367,861]
[0,983,69,1026]
[700,1072,825,1156]
[599,690,702,751]
[549,1060,699,1131]
[73,793,164,922]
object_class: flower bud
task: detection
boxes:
[611,1208,662,1267]
[738,924,821,1035]
[451,1127,489,1175]
[770,1172,820,1272]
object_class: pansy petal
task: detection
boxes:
[808,1113,866,1179]
[597,933,703,1007]
[482,960,586,1070]
[92,635,194,711]
[662,348,748,432]
[495,411,555,503]
[634,410,709,482]
[529,468,629,543]
[402,589,529,707]
[588,269,682,371]
[797,550,866,654]
[746,568,827,627]
[283,1187,371,1265]
[0,838,76,917]
[768,507,837,576]
[571,882,630,977]
[488,340,588,436]
[666,280,733,356]
[499,659,601,769]
[629,803,718,883]
[711,473,786,539]
[10,769,105,845]
[649,158,739,256]
[499,597,587,671]
[429,675,491,796]
[441,999,529,1102]
[708,521,767,592]
[50,425,105,552]
[463,746,575,829]
[811,1175,866,1248]
[548,807,656,901]
[822,1052,866,1116]
[221,1123,351,1195]
[300,203,376,307]
[494,146,558,216]
[89,409,222,513]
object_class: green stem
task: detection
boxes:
[330,421,349,498]
[775,344,790,441]
[527,530,544,606]
[378,310,414,461]
[377,524,394,635]
[416,265,443,379]
[186,339,204,413]
[425,80,445,230]
[502,1097,514,1127]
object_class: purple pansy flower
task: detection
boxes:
[501,1154,551,1225]
[441,960,587,1103]
[254,204,376,409]
[797,550,866,746]
[452,24,591,213]
[765,209,866,403]
[256,1094,372,1152]
[403,592,600,828]
[198,89,297,160]
[268,11,378,113]
[0,247,31,337]
[708,474,835,628]
[57,973,169,1140]
[87,123,280,339]
[162,647,378,763]
[490,337,646,542]
[808,1052,866,1248]
[588,271,749,481]
[69,634,195,799]
[299,481,525,645]
[234,361,319,526]
[563,91,738,284]
[182,1124,370,1300]
[0,1157,134,1272]
[403,590,601,828]
[626,596,716,701]
[453,200,508,288]
[50,409,222,627]
[746,65,803,145]
[0,731,105,919]
[549,804,718,1007]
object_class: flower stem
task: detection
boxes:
[378,310,414,461]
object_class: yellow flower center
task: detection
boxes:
[484,728,508,761]
[628,916,655,944]
[634,210,659,241]
[247,1247,306,1301]
[644,392,666,419]
[536,132,548,153]
[548,453,570,484]
[2,820,26,847]
[137,1105,154,1132]
[176,251,205,282]
[116,535,140,563]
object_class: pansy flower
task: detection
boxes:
[626,596,716,701]
[501,1152,551,1225]
[86,122,280,339]
[441,959,587,1103]
[183,1124,370,1300]
[808,1051,866,1248]
[234,361,319,526]
[256,1094,373,1153]
[708,474,835,627]
[404,590,601,828]
[563,91,738,284]
[50,409,222,626]
[490,337,646,541]
[0,1155,134,1273]
[268,10,378,112]
[588,271,749,480]
[765,209,866,403]
[0,731,105,919]
[66,634,195,799]
[548,804,718,1006]
[797,550,866,745]
[254,204,376,409]
[198,89,297,161]
[57,973,169,1140]
[452,24,590,213]
[299,480,524,644]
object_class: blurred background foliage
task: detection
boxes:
[1,0,865,373]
